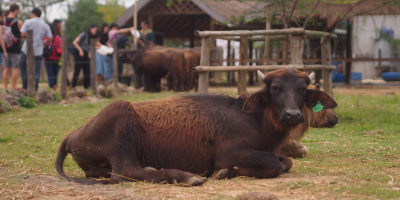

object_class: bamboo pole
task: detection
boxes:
[321,37,333,97]
[193,65,336,72]
[195,28,304,37]
[198,37,210,93]
[61,33,68,99]
[238,36,249,95]
[218,31,337,42]
[26,30,35,97]
[113,40,119,94]
[90,38,97,96]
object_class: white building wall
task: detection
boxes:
[352,15,400,79]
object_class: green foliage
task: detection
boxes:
[0,100,11,112]
[0,136,14,143]
[17,96,38,109]
[97,0,126,24]
[52,91,62,102]
[64,0,104,45]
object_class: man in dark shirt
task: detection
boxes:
[2,3,23,90]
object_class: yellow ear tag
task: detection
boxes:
[312,101,324,112]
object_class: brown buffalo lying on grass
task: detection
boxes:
[56,69,337,186]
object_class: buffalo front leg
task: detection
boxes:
[97,156,205,186]
[214,148,293,179]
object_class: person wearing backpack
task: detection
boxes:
[43,20,62,91]
[71,24,99,89]
[19,8,52,91]
[1,3,23,90]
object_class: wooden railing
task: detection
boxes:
[194,28,336,97]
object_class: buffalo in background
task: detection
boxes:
[119,46,200,93]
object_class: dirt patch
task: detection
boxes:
[0,174,364,200]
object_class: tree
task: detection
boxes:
[64,0,103,45]
[97,0,126,24]
[2,0,65,21]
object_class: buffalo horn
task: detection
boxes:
[257,70,265,80]
[309,72,315,81]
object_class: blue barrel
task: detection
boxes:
[381,72,400,81]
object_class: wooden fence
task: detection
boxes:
[193,28,336,97]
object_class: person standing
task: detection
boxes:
[105,23,134,81]
[71,24,98,89]
[96,22,109,84]
[20,8,52,91]
[43,19,62,91]
[2,3,23,90]
[0,10,9,82]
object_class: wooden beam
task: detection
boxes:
[264,4,271,65]
[238,36,249,95]
[26,30,35,97]
[321,37,333,97]
[248,41,254,85]
[196,28,304,37]
[227,40,231,81]
[198,37,211,93]
[61,33,68,99]
[194,65,336,72]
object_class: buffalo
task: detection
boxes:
[56,69,337,186]
[119,48,186,92]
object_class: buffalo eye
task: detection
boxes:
[299,87,307,93]
[271,86,280,92]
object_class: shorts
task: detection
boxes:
[0,53,3,65]
[3,53,21,68]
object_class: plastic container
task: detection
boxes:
[381,72,400,81]
[332,72,362,82]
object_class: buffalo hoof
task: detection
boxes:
[211,168,228,179]
[186,177,204,186]
[144,166,157,171]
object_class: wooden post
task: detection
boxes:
[133,0,138,50]
[190,15,195,48]
[147,15,153,29]
[90,38,97,96]
[282,39,288,64]
[248,41,254,85]
[238,36,249,95]
[113,40,119,94]
[264,4,271,65]
[290,35,303,64]
[232,49,236,84]
[61,34,68,99]
[321,37,333,97]
[227,40,231,81]
[26,30,35,97]
[345,19,352,84]
[198,37,210,93]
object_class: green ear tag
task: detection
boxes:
[312,101,324,112]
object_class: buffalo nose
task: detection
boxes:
[286,110,301,118]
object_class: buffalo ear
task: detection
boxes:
[243,90,269,112]
[305,89,337,109]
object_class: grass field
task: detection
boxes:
[0,90,400,199]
